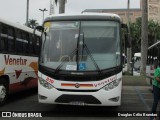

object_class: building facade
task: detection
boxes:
[148,0,160,22]
[83,8,141,23]
[83,0,160,23]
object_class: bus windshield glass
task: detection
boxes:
[40,21,121,71]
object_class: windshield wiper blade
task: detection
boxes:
[81,32,85,61]
[81,33,102,74]
[54,31,81,74]
[54,48,77,74]
[84,44,102,74]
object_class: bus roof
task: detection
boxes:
[44,13,122,23]
[148,40,160,50]
[0,17,41,36]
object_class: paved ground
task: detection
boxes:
[0,86,159,120]
[0,77,159,120]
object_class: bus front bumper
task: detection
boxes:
[38,81,122,106]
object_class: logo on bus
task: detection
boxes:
[93,76,116,87]
[4,55,27,65]
[75,83,80,88]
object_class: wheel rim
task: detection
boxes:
[0,85,6,102]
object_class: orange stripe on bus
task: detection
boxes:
[0,68,5,76]
[61,83,93,87]
[61,84,75,86]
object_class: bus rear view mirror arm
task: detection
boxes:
[33,26,44,38]
[35,26,44,32]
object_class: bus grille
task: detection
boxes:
[55,94,101,104]
[57,89,98,92]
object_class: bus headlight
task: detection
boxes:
[108,83,114,89]
[103,78,122,91]
[113,79,120,87]
[39,78,54,89]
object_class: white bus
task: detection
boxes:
[0,18,41,105]
[146,41,160,85]
[36,13,129,106]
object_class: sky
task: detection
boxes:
[0,0,140,25]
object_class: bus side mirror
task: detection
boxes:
[121,24,131,48]
[33,26,44,37]
[33,26,44,57]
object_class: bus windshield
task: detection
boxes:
[40,21,121,72]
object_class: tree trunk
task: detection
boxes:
[140,0,148,74]
[59,0,65,13]
[127,48,132,72]
[127,0,132,73]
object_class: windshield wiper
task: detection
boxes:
[41,33,47,63]
[54,23,81,73]
[76,31,81,71]
[54,33,101,74]
[54,48,77,74]
[81,33,102,74]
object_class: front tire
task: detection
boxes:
[0,82,8,106]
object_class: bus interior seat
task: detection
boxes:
[59,55,71,61]
[72,55,88,61]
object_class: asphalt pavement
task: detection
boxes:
[0,76,159,120]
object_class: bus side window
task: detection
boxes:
[35,36,40,55]
[1,24,8,52]
[28,34,34,55]
[22,32,29,54]
[8,26,15,52]
[33,36,40,56]
[16,30,23,54]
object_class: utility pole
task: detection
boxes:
[141,0,148,74]
[127,0,132,73]
[26,0,29,26]
[59,0,66,13]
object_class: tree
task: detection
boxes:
[127,0,132,72]
[54,0,67,13]
[55,0,58,5]
[141,0,148,74]
[127,16,160,75]
[28,19,39,29]
[130,17,141,55]
[129,17,160,58]
[148,20,160,45]
[59,0,66,13]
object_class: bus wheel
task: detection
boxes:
[0,82,8,106]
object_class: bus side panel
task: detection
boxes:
[0,54,38,93]
[9,78,37,93]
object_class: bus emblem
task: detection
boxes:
[75,83,80,88]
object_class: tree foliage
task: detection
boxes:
[129,18,160,56]
[27,19,39,29]
[148,20,160,45]
[129,18,141,56]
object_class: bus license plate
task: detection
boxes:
[70,101,85,106]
